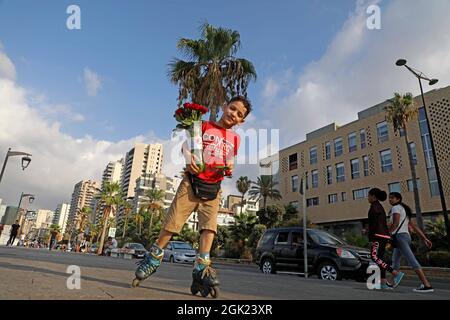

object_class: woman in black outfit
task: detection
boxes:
[367,188,405,289]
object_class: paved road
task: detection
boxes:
[0,246,449,300]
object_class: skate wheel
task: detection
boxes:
[190,284,199,295]
[132,278,141,288]
[210,287,219,299]
[200,287,210,297]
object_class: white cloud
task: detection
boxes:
[0,48,165,210]
[262,0,450,147]
[41,103,85,122]
[83,67,102,97]
[0,43,16,81]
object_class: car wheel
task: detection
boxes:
[169,255,175,263]
[260,258,276,274]
[317,261,341,281]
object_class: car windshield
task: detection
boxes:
[173,242,193,250]
[129,243,144,249]
[309,230,347,246]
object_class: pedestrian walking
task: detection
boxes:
[6,220,20,246]
[367,188,405,290]
[388,192,434,292]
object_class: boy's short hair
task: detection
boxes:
[229,96,252,118]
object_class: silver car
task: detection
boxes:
[163,241,196,264]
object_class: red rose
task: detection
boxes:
[175,108,183,115]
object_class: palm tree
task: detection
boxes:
[140,188,166,236]
[168,22,257,121]
[385,92,424,230]
[236,176,251,212]
[97,182,123,255]
[122,200,133,239]
[248,176,282,210]
[76,206,92,234]
[87,222,101,243]
[134,207,145,236]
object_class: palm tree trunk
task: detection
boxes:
[209,105,218,122]
[404,128,424,230]
[149,211,154,236]
[263,196,267,211]
[241,194,245,214]
[123,215,128,238]
[97,207,110,255]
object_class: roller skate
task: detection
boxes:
[131,245,163,287]
[190,257,220,298]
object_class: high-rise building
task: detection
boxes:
[265,85,450,236]
[0,198,6,223]
[94,159,124,224]
[121,143,163,200]
[132,173,181,213]
[35,209,54,229]
[66,180,101,235]
[52,203,71,234]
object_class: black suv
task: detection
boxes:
[255,227,371,281]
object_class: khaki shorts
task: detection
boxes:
[162,176,221,234]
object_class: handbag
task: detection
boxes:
[390,215,407,248]
[188,173,221,201]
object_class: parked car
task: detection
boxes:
[163,241,196,264]
[122,243,147,259]
[255,227,371,281]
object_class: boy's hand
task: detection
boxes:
[186,153,201,175]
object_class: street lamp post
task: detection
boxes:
[16,193,35,238]
[0,148,32,185]
[396,59,450,250]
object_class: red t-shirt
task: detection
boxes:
[197,121,240,183]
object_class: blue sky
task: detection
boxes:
[0,0,356,141]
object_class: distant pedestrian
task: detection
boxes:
[75,231,84,253]
[49,230,58,251]
[388,192,434,293]
[7,220,21,246]
[367,188,405,290]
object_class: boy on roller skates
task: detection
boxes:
[132,96,251,298]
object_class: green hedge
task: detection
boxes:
[428,251,450,268]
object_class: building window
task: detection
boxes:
[409,142,417,165]
[348,132,357,152]
[388,182,401,193]
[334,138,343,157]
[353,187,370,200]
[360,129,366,149]
[336,162,345,183]
[377,121,389,143]
[407,179,422,191]
[327,166,333,185]
[350,159,360,179]
[310,146,318,165]
[341,192,347,202]
[307,197,320,207]
[289,153,298,171]
[418,107,439,196]
[291,175,299,193]
[380,149,393,172]
[325,142,331,160]
[311,170,319,188]
[399,127,406,137]
[328,194,338,204]
[363,156,369,176]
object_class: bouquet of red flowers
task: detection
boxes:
[174,102,209,172]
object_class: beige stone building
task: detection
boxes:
[121,143,163,199]
[66,180,101,235]
[267,85,450,234]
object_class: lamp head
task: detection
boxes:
[429,79,439,86]
[21,156,31,170]
[396,59,407,66]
